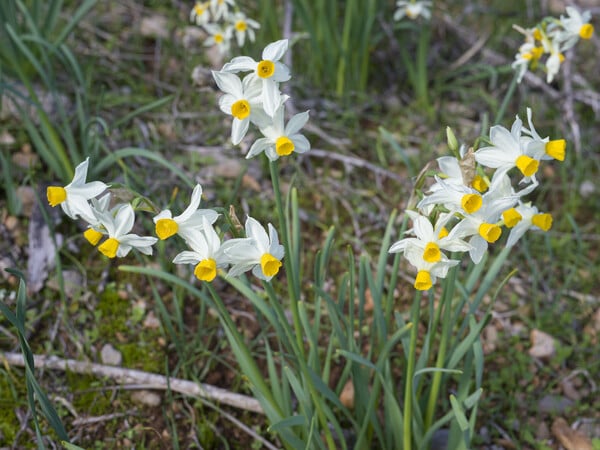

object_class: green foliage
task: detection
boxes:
[258,0,386,96]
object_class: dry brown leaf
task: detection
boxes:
[551,417,593,450]
[339,379,355,409]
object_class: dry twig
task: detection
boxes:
[1,352,263,414]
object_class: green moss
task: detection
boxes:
[0,371,26,444]
[66,371,114,416]
[97,287,130,339]
[117,339,163,373]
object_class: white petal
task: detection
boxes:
[114,204,135,237]
[271,62,291,82]
[222,56,257,73]
[285,110,310,135]
[212,71,242,95]
[69,157,90,187]
[231,118,249,145]
[245,216,269,251]
[291,134,310,154]
[262,39,288,62]
[262,80,281,117]
[177,184,203,223]
[246,137,273,158]
[173,251,201,265]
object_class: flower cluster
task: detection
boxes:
[190,0,259,55]
[394,1,432,22]
[512,7,594,83]
[390,108,564,290]
[212,38,311,160]
[46,160,284,282]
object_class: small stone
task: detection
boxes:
[529,329,556,359]
[4,216,18,231]
[131,390,161,407]
[538,395,574,414]
[143,311,161,329]
[536,421,551,440]
[0,130,15,145]
[579,180,595,198]
[139,15,169,39]
[16,186,36,217]
[100,343,122,366]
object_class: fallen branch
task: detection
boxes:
[1,352,264,414]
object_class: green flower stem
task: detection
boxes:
[269,160,304,357]
[494,70,519,125]
[206,283,281,414]
[268,161,337,450]
[415,22,432,112]
[403,290,422,450]
[424,264,458,431]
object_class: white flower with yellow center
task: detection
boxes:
[95,204,157,258]
[229,12,260,47]
[505,203,553,247]
[46,157,108,221]
[220,216,284,281]
[434,151,489,193]
[418,177,485,216]
[81,193,113,246]
[246,105,310,161]
[153,184,219,242]
[389,211,470,265]
[522,107,566,162]
[210,0,234,21]
[512,41,544,83]
[403,246,460,291]
[203,23,232,54]
[222,39,291,117]
[447,173,520,264]
[190,2,211,26]
[172,218,226,282]
[543,38,564,83]
[394,1,432,21]
[551,7,594,51]
[212,70,270,144]
[475,116,544,182]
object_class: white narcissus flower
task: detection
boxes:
[247,105,310,161]
[153,184,219,242]
[418,176,485,216]
[203,23,232,55]
[220,216,284,281]
[394,1,432,21]
[550,7,594,51]
[212,71,270,144]
[46,157,108,221]
[172,218,226,282]
[447,172,520,264]
[512,41,544,83]
[522,107,566,162]
[474,115,545,182]
[434,149,489,193]
[96,204,157,258]
[229,12,260,47]
[190,2,211,26]
[403,246,460,291]
[389,211,471,265]
[222,39,291,117]
[210,0,235,21]
[503,203,553,247]
[543,38,564,83]
[82,193,113,246]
